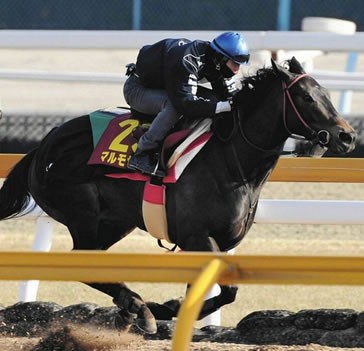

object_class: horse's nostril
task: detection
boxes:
[339,132,353,144]
[318,130,330,145]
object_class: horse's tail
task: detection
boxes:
[0,149,37,220]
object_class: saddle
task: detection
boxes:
[87,107,212,180]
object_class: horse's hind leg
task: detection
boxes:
[87,281,157,334]
[68,218,157,334]
[197,285,238,320]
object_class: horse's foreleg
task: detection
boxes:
[183,235,238,322]
[112,284,157,334]
[88,282,157,334]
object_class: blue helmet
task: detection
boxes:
[210,32,250,65]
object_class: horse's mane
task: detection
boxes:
[235,66,279,116]
[210,65,281,141]
[235,58,305,117]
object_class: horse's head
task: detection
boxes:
[271,56,356,154]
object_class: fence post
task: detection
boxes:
[172,258,229,351]
[18,216,54,301]
[339,52,359,114]
[277,0,291,30]
[132,0,142,30]
[200,248,235,327]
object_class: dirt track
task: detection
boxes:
[2,324,364,351]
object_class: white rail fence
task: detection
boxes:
[0,30,363,51]
[0,28,363,114]
[1,68,364,92]
[0,30,363,92]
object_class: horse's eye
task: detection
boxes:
[303,93,314,103]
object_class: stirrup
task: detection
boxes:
[150,153,166,177]
[128,154,166,178]
[145,157,166,178]
[150,164,166,178]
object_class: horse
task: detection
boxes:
[0,57,356,334]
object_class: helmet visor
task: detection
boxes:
[232,54,250,64]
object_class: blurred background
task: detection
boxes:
[0,0,363,31]
[0,0,363,154]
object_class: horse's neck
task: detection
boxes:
[220,83,286,186]
[242,82,288,150]
[220,134,280,188]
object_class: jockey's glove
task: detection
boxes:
[215,100,232,114]
[226,80,239,96]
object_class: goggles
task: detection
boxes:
[213,39,250,65]
[231,54,250,64]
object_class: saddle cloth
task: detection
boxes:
[88,107,212,182]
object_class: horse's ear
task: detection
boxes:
[289,56,306,74]
[271,58,292,82]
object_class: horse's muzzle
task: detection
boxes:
[330,128,357,154]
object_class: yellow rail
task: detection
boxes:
[1,154,363,182]
[1,251,364,285]
[2,251,364,350]
[270,157,364,183]
[0,153,23,177]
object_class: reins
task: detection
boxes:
[218,108,260,226]
[235,108,281,154]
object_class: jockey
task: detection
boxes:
[124,31,250,177]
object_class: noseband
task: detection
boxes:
[282,74,330,145]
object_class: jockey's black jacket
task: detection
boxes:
[135,38,231,118]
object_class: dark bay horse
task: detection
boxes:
[0,58,356,333]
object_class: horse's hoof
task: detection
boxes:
[221,285,238,304]
[136,304,157,334]
[135,317,157,334]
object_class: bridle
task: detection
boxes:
[215,72,331,153]
[282,73,331,145]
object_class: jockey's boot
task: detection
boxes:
[128,151,166,177]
